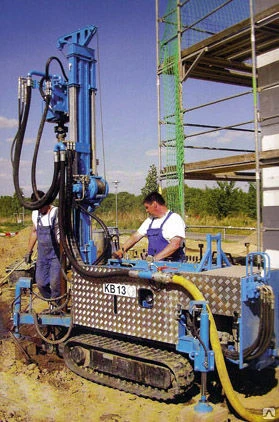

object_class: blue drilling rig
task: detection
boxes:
[11,25,279,422]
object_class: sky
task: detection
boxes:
[0,0,160,197]
[0,0,254,198]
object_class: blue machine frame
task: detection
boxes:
[11,26,279,416]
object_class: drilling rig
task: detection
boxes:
[11,25,279,421]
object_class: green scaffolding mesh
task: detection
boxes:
[158,0,250,216]
[160,1,185,216]
[180,0,249,49]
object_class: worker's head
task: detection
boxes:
[31,191,50,215]
[143,192,166,217]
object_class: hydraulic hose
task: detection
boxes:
[32,311,73,345]
[12,84,32,190]
[12,79,61,210]
[224,285,274,362]
[31,94,51,195]
[11,95,26,165]
[76,203,112,265]
[171,274,264,422]
[58,154,130,279]
[45,56,68,83]
[12,56,69,210]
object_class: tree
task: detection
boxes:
[246,183,257,219]
[141,164,159,198]
[0,193,23,218]
[184,185,207,217]
[117,192,139,212]
[206,181,241,219]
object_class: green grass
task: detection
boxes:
[96,211,256,234]
[0,216,32,233]
[0,213,257,235]
[186,214,256,235]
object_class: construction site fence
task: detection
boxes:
[120,225,255,240]
[187,225,255,240]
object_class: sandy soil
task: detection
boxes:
[0,228,278,422]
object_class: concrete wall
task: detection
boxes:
[257,45,279,267]
[255,0,279,14]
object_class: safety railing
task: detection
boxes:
[187,225,256,240]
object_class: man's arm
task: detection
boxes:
[27,226,37,254]
[24,225,37,264]
[114,231,144,258]
[154,236,182,261]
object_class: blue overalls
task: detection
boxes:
[35,213,61,298]
[146,211,185,261]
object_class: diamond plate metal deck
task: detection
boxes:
[72,267,244,345]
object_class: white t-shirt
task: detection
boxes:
[32,206,58,227]
[32,206,59,241]
[137,210,185,243]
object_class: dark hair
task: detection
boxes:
[143,191,165,205]
[31,190,45,202]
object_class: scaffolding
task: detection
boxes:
[156,0,279,234]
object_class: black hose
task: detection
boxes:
[186,311,208,367]
[12,84,32,198]
[31,95,51,196]
[11,94,26,165]
[61,149,109,266]
[243,297,266,359]
[63,151,83,263]
[32,311,73,345]
[244,290,274,361]
[45,56,68,82]
[76,203,112,265]
[58,157,129,279]
[223,287,274,362]
[11,99,25,166]
[39,76,47,100]
[12,54,70,211]
[12,78,61,210]
[245,302,274,361]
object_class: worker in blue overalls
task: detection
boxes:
[114,191,185,261]
[24,191,61,299]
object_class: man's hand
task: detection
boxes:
[112,249,124,259]
[24,252,32,264]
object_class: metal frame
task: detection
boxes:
[156,0,279,251]
[156,1,279,180]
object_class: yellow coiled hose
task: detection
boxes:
[172,274,265,422]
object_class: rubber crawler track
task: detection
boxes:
[63,334,194,401]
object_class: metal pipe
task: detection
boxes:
[176,0,185,218]
[181,48,207,83]
[162,120,254,143]
[69,86,78,174]
[0,259,25,288]
[249,0,262,252]
[184,120,254,138]
[90,90,97,174]
[155,0,163,191]
[180,0,234,36]
[184,120,255,132]
[183,90,252,113]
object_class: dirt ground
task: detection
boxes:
[0,228,278,422]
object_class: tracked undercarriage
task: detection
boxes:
[63,333,194,401]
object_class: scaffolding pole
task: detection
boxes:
[249,0,262,252]
[156,0,163,193]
